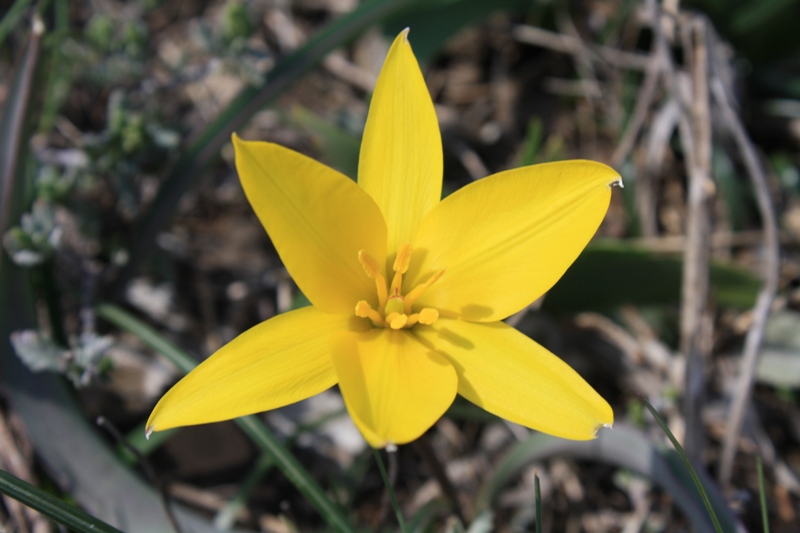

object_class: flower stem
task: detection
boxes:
[373,448,407,533]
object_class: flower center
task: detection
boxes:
[355,243,444,330]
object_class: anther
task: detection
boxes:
[389,313,408,329]
[356,300,384,326]
[393,243,412,274]
[358,250,381,278]
[390,243,412,294]
[404,268,446,312]
[418,308,439,325]
[358,250,387,308]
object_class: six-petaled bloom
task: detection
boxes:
[147,29,620,448]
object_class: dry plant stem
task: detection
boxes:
[630,229,787,253]
[610,0,666,171]
[512,25,650,70]
[0,410,48,533]
[677,16,714,461]
[413,436,466,524]
[712,75,780,487]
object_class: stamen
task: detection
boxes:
[359,250,387,308]
[358,250,381,278]
[393,243,412,274]
[355,246,443,330]
[389,313,408,329]
[356,300,384,326]
[418,308,439,325]
[390,243,412,294]
[404,268,446,312]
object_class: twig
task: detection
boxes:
[677,15,714,461]
[512,24,650,70]
[610,0,666,169]
[628,229,789,253]
[712,63,780,486]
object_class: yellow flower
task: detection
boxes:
[147,30,619,449]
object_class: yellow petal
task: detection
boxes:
[406,161,621,321]
[147,307,366,433]
[414,318,613,440]
[234,134,386,314]
[330,329,457,448]
[358,30,442,261]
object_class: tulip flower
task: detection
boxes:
[147,29,619,448]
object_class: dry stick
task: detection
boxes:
[555,10,601,159]
[712,75,780,486]
[0,411,33,533]
[610,0,666,170]
[612,0,670,236]
[677,15,715,461]
[511,25,650,71]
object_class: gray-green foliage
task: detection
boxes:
[10,329,113,387]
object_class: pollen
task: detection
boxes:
[355,244,444,329]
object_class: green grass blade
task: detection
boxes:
[757,456,769,533]
[0,469,123,533]
[117,425,178,465]
[0,0,34,48]
[123,0,426,284]
[96,304,196,373]
[0,14,42,240]
[534,470,542,532]
[96,303,357,533]
[638,396,724,533]
[373,448,407,533]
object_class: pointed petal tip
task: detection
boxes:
[400,27,410,42]
[592,417,615,438]
[145,426,154,440]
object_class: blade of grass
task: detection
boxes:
[638,395,723,533]
[757,456,769,533]
[0,0,34,49]
[122,0,427,287]
[0,14,42,242]
[0,469,124,533]
[117,427,178,465]
[96,303,357,533]
[476,426,737,533]
[373,449,407,533]
[534,470,542,533]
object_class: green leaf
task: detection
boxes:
[476,425,739,533]
[543,242,761,313]
[290,105,361,179]
[0,469,124,533]
[0,0,34,49]
[639,397,723,533]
